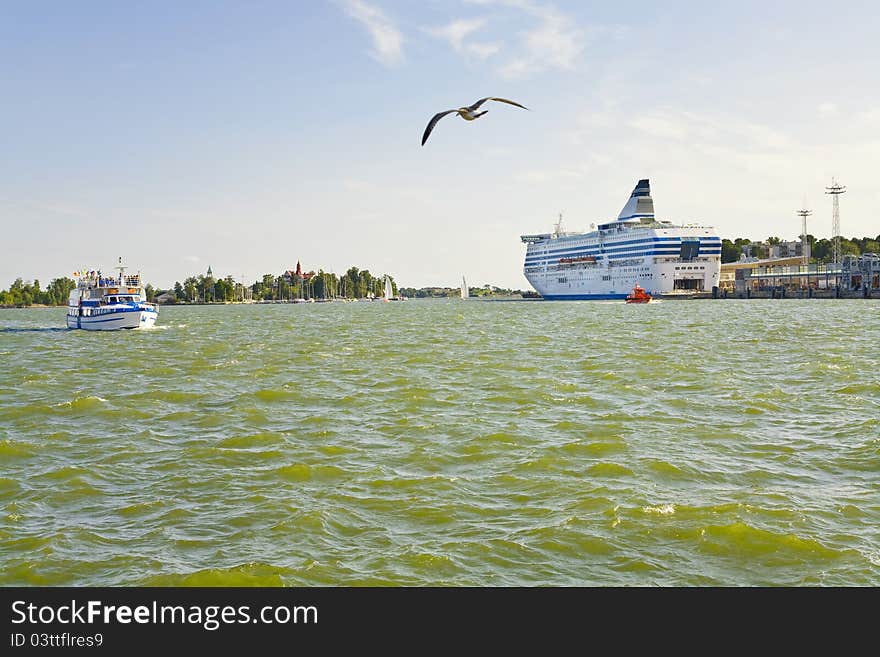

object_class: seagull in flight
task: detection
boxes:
[421,97,529,146]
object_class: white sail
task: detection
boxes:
[461,276,469,299]
[384,276,393,300]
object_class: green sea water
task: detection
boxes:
[1,299,878,586]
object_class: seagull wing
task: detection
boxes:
[467,97,530,112]
[421,109,459,146]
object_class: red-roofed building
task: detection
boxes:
[284,261,314,283]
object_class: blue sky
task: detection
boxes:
[2,0,878,289]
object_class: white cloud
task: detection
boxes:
[2,198,92,219]
[468,0,585,78]
[553,103,861,240]
[342,0,404,66]
[514,166,587,184]
[426,18,501,59]
[629,116,688,140]
[818,102,838,117]
[183,255,201,263]
[342,179,378,192]
[615,109,794,155]
[520,6,582,70]
[468,42,502,59]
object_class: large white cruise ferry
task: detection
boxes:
[66,258,158,330]
[521,179,721,300]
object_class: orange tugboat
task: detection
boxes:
[625,284,652,303]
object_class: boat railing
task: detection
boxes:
[80,277,142,288]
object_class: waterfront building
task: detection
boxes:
[282,261,315,300]
[740,243,767,260]
[768,241,804,259]
[739,241,804,261]
[736,261,842,294]
[841,253,880,292]
[729,253,879,295]
[719,257,803,293]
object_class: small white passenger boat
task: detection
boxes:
[66,258,158,330]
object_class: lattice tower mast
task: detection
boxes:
[825,179,846,264]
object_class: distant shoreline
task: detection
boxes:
[3,292,878,309]
[0,303,59,309]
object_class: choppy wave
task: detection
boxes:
[1,301,878,586]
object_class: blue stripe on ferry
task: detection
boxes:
[531,235,722,253]
[616,213,654,220]
[525,246,723,261]
[525,238,721,256]
[547,234,721,248]
[525,245,704,261]
[525,236,721,258]
[525,247,721,265]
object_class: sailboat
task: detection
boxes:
[383,275,393,302]
[460,276,469,300]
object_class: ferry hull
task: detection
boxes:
[523,249,721,300]
[66,309,158,330]
[540,293,628,300]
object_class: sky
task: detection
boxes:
[1,0,879,290]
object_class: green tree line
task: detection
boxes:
[721,235,880,263]
[160,266,401,303]
[0,266,402,306]
[0,278,76,307]
[398,285,527,298]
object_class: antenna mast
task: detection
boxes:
[796,208,812,266]
[553,212,564,237]
[825,179,846,264]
